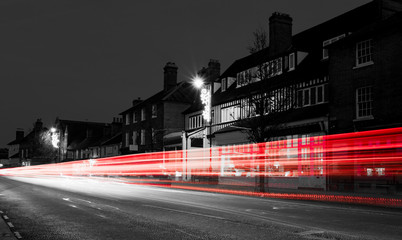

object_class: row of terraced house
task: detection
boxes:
[6,0,402,193]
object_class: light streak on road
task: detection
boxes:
[1,127,402,207]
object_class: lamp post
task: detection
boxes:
[192,75,213,178]
[50,127,60,163]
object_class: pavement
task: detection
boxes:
[0,211,17,240]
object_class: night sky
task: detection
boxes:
[0,0,371,148]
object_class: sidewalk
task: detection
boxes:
[0,212,17,240]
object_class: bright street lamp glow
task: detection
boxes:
[50,127,56,133]
[193,76,204,89]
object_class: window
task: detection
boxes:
[221,105,240,122]
[289,53,295,71]
[284,55,289,70]
[303,89,310,106]
[322,34,345,59]
[356,86,373,119]
[317,86,324,103]
[140,129,145,145]
[125,114,130,125]
[189,115,203,129]
[152,104,157,118]
[125,132,129,147]
[266,57,282,77]
[151,128,156,144]
[356,39,373,66]
[133,112,137,123]
[141,108,146,121]
[297,84,326,107]
[237,71,247,87]
[221,78,227,92]
[132,131,137,145]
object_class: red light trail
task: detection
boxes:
[1,127,402,207]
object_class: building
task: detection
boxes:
[54,118,122,161]
[15,119,53,165]
[120,62,214,154]
[183,0,402,191]
[326,1,402,192]
[6,129,24,161]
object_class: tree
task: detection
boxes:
[236,28,296,192]
[39,130,58,162]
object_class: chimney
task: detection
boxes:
[207,59,220,83]
[376,0,402,20]
[269,12,293,56]
[163,62,178,91]
[16,128,24,141]
[34,119,43,131]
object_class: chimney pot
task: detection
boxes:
[164,62,178,91]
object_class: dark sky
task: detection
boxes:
[0,0,371,148]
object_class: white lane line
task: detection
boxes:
[3,215,9,220]
[7,222,14,228]
[298,230,325,236]
[62,197,71,202]
[76,198,92,204]
[0,210,3,214]
[143,204,225,220]
[14,231,22,239]
[175,228,202,239]
[69,204,78,208]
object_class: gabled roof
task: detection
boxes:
[220,1,378,80]
[7,138,23,145]
[120,81,197,114]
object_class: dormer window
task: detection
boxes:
[237,71,247,87]
[289,53,295,71]
[221,78,227,92]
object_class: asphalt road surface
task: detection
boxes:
[0,176,401,240]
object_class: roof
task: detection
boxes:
[56,118,110,148]
[331,10,402,46]
[7,138,23,145]
[220,1,378,80]
[101,132,122,146]
[120,81,197,115]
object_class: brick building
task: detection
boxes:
[120,62,205,154]
[183,0,402,191]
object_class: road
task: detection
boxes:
[0,176,401,240]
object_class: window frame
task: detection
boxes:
[141,108,146,121]
[356,86,373,119]
[289,53,295,71]
[140,129,146,145]
[355,39,373,67]
[152,104,157,118]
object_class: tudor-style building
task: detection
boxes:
[183,0,402,191]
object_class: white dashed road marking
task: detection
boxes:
[143,204,226,220]
[7,222,14,228]
[14,231,22,239]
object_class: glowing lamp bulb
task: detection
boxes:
[193,76,204,89]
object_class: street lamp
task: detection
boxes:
[50,127,60,162]
[192,75,213,179]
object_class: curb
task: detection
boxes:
[0,211,19,240]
